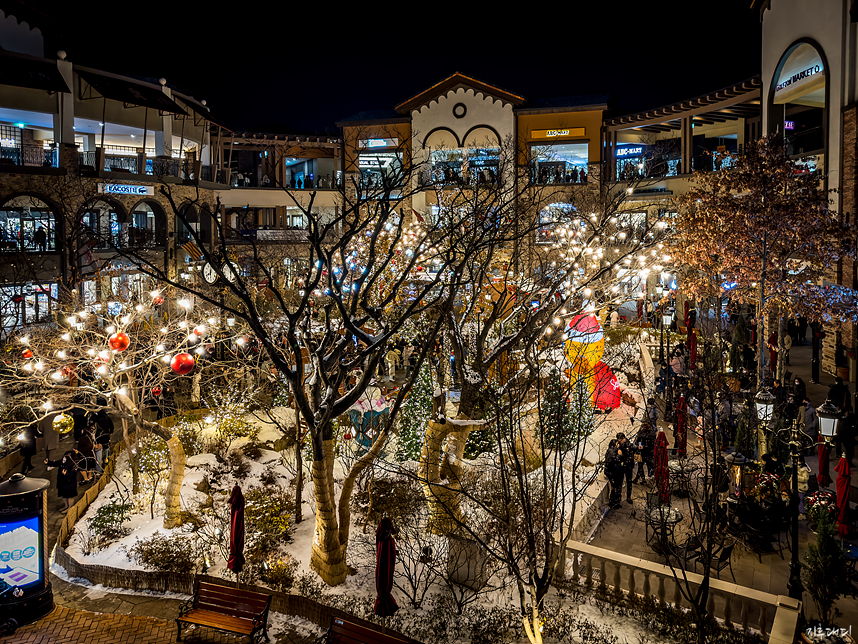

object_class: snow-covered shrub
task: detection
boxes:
[126,533,204,573]
[227,450,250,479]
[257,553,300,592]
[350,472,423,525]
[86,493,132,549]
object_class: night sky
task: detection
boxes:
[7,0,762,133]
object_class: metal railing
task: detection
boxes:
[78,151,97,170]
[563,540,800,644]
[103,155,138,173]
[0,146,58,168]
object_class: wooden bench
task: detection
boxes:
[318,616,409,644]
[176,581,270,643]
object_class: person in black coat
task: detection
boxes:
[615,432,637,504]
[632,422,656,483]
[793,377,807,405]
[45,450,84,513]
[18,425,38,474]
[605,439,623,509]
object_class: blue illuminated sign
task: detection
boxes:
[616,146,645,158]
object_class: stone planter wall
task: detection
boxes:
[51,414,418,643]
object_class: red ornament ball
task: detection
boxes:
[152,386,162,397]
[193,325,206,336]
[21,349,33,359]
[343,433,352,441]
[170,352,195,375]
[108,332,130,352]
[152,295,164,306]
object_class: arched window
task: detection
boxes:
[0,195,56,253]
[81,199,124,249]
[771,41,827,165]
[128,201,166,248]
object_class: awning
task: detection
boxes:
[176,96,233,131]
[0,50,71,93]
[76,69,188,115]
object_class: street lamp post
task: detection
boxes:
[754,385,775,458]
[663,306,674,419]
[656,284,665,362]
[786,414,805,601]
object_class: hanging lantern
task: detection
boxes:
[52,413,75,435]
[152,386,162,397]
[108,332,130,352]
[170,353,195,375]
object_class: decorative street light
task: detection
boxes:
[816,398,842,444]
[663,306,674,419]
[754,386,776,425]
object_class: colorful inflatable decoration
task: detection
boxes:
[593,361,621,411]
[563,313,605,401]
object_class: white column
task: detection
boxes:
[53,55,75,144]
[156,79,173,157]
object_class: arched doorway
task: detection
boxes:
[770,40,827,172]
[0,194,57,252]
[128,200,167,248]
[81,198,126,249]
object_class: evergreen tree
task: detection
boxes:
[541,369,574,450]
[567,375,595,446]
[803,511,849,627]
[395,362,434,462]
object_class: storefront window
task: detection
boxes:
[0,197,55,252]
[537,203,578,245]
[0,283,57,331]
[429,148,499,185]
[531,143,588,184]
[359,151,403,190]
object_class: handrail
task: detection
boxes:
[564,540,800,643]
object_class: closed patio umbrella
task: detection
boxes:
[227,484,245,585]
[688,329,697,370]
[374,517,399,617]
[655,429,670,504]
[835,453,852,537]
[675,395,687,458]
[817,437,833,487]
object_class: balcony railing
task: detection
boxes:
[0,146,58,169]
[104,155,138,173]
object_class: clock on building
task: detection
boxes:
[202,262,219,285]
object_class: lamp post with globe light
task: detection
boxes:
[664,306,674,419]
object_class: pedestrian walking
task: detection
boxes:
[632,422,656,482]
[45,450,85,514]
[616,432,637,504]
[783,332,792,366]
[605,439,623,509]
[18,425,38,474]
[77,425,96,483]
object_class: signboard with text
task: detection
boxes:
[98,184,154,196]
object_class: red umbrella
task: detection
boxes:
[227,485,246,580]
[655,429,670,504]
[374,517,399,617]
[688,329,697,370]
[817,437,833,487]
[835,453,852,537]
[675,395,688,458]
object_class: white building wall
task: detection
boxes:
[761,0,853,190]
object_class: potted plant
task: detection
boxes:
[805,490,837,531]
[801,512,852,642]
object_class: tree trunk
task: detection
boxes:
[161,435,186,528]
[776,314,786,382]
[310,439,348,585]
[294,404,303,524]
[419,415,480,535]
[122,419,139,494]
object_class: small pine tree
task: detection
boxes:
[802,511,849,628]
[541,369,574,450]
[395,362,434,462]
[567,375,595,445]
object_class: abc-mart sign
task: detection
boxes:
[98,183,154,196]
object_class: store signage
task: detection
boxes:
[784,120,795,130]
[776,64,822,92]
[98,184,154,196]
[531,128,585,139]
[616,146,644,158]
[359,138,398,148]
